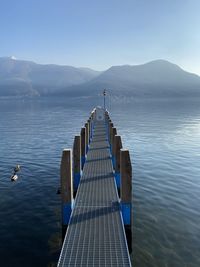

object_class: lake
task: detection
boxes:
[0,97,200,267]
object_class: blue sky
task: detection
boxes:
[0,0,200,74]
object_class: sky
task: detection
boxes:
[0,0,200,74]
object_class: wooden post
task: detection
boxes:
[91,108,96,120]
[90,111,94,139]
[105,111,110,122]
[108,118,112,127]
[81,127,86,169]
[111,127,117,154]
[87,119,91,143]
[60,149,73,238]
[89,118,93,142]
[90,118,93,140]
[109,122,114,144]
[90,110,95,140]
[85,122,89,154]
[109,126,116,154]
[120,149,132,226]
[113,135,122,191]
[73,136,81,194]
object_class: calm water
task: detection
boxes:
[0,98,200,267]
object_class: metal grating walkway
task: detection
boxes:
[58,121,131,267]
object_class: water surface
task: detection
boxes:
[0,98,200,267]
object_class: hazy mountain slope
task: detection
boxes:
[96,60,200,86]
[1,58,200,98]
[57,60,200,98]
[0,57,101,96]
[28,64,101,94]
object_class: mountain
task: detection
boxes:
[0,57,101,97]
[0,57,200,98]
[56,60,200,98]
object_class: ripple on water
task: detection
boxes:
[1,100,200,266]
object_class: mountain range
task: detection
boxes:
[0,57,200,98]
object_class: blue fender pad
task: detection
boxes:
[112,156,116,169]
[73,172,81,191]
[110,145,112,155]
[114,172,121,189]
[62,203,72,225]
[81,156,85,169]
[120,202,131,226]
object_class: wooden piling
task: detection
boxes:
[113,135,122,191]
[111,127,117,154]
[91,108,96,120]
[107,119,112,132]
[120,148,132,253]
[73,135,81,194]
[90,118,93,140]
[85,122,89,153]
[60,149,73,238]
[109,122,114,143]
[87,119,91,143]
[105,111,110,122]
[120,149,132,225]
[81,127,86,169]
[113,135,122,172]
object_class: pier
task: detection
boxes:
[58,107,132,266]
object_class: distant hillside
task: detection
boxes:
[56,60,200,98]
[0,57,200,98]
[0,57,101,97]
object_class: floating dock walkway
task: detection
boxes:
[58,107,132,266]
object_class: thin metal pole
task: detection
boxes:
[103,89,106,110]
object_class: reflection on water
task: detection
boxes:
[111,100,200,267]
[0,97,200,267]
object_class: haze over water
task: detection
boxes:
[0,97,200,267]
